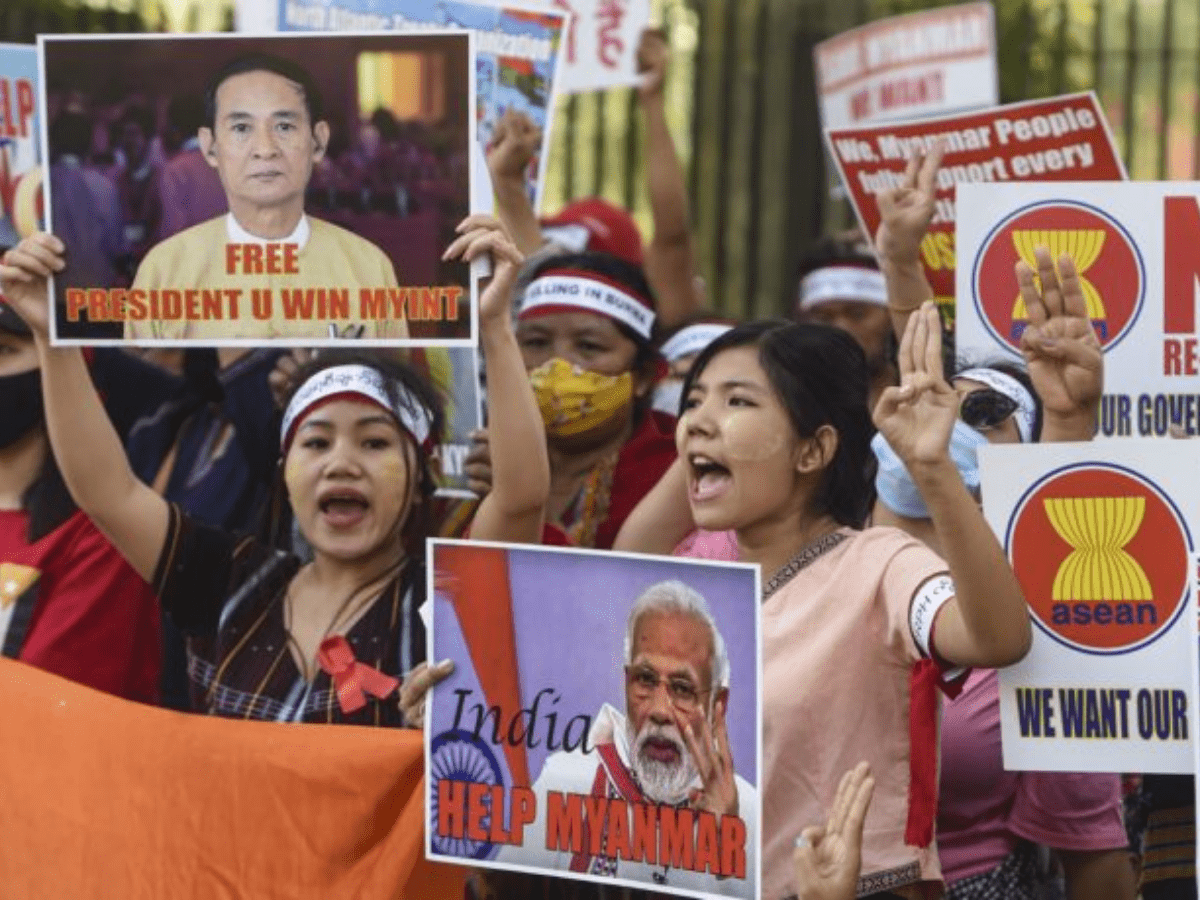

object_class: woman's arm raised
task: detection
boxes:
[874,144,944,342]
[485,111,545,256]
[0,234,168,582]
[872,302,1031,668]
[638,29,703,330]
[443,216,549,544]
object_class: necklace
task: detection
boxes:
[762,530,849,601]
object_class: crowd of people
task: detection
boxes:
[0,26,1181,900]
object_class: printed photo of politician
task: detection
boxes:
[40,32,473,346]
[426,541,761,900]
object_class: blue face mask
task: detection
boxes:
[871,420,989,519]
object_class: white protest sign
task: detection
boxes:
[982,440,1198,773]
[235,0,278,32]
[954,180,1200,438]
[814,2,997,131]
[541,0,650,93]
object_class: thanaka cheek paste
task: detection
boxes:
[376,457,406,489]
[718,414,787,462]
[283,458,301,491]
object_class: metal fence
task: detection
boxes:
[5,0,1198,321]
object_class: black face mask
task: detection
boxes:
[0,368,44,450]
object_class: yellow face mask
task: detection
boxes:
[528,358,634,440]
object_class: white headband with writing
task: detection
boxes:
[280,364,432,451]
[520,274,655,339]
[956,367,1037,443]
[660,323,733,363]
[798,266,888,309]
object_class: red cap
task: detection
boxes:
[541,198,644,267]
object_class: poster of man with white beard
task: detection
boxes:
[425,540,761,899]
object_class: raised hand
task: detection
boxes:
[637,28,670,99]
[442,215,524,324]
[874,144,944,265]
[0,233,65,337]
[486,109,541,184]
[1017,247,1103,434]
[678,697,738,819]
[792,762,874,900]
[872,301,957,466]
[268,348,316,410]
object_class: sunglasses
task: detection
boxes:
[959,388,1019,432]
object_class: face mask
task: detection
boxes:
[528,357,634,440]
[651,379,684,417]
[872,420,988,519]
[0,368,44,450]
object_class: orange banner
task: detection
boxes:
[0,659,467,900]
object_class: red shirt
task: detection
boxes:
[0,509,160,703]
[543,410,678,549]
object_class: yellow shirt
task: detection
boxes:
[126,215,408,341]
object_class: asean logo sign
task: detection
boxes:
[972,200,1144,353]
[1006,463,1190,655]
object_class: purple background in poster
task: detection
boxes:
[431,544,759,788]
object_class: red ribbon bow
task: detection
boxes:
[317,636,399,714]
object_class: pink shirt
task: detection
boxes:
[678,526,956,899]
[937,668,1127,884]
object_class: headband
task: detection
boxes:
[956,368,1037,443]
[519,269,656,340]
[660,323,733,363]
[798,266,888,310]
[280,364,433,453]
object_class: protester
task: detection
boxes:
[513,251,675,548]
[487,29,703,332]
[869,153,1135,900]
[0,297,160,702]
[124,346,284,710]
[0,216,546,727]
[616,303,1032,898]
[461,246,676,548]
[907,347,1133,900]
[653,315,736,415]
[793,233,896,408]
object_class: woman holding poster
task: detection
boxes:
[0,216,547,727]
[618,305,1032,899]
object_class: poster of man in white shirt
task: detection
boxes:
[426,541,761,899]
